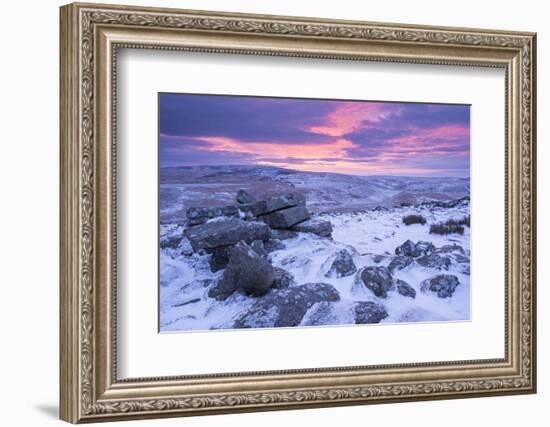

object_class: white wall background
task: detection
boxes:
[0,0,545,426]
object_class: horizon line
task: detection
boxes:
[159,163,469,179]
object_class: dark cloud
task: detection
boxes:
[160,93,336,145]
[159,136,258,166]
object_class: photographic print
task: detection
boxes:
[159,93,471,332]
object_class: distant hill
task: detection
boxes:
[159,165,469,222]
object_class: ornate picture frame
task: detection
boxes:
[60,2,536,423]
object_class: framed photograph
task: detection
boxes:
[60,2,537,423]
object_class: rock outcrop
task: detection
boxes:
[261,205,310,229]
[184,190,333,274]
[184,218,271,251]
[291,218,333,238]
[186,205,239,226]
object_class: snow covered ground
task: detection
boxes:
[159,167,470,332]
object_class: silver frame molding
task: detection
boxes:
[60,2,537,423]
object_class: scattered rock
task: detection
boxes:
[221,241,274,298]
[453,254,470,264]
[415,241,436,256]
[395,239,418,257]
[396,279,416,298]
[358,266,394,298]
[416,253,451,270]
[233,283,340,328]
[395,239,435,258]
[420,274,460,298]
[291,218,333,238]
[264,239,286,253]
[236,189,256,204]
[324,249,357,278]
[261,205,310,229]
[272,267,295,289]
[420,196,470,209]
[353,301,388,324]
[436,244,465,255]
[186,205,239,226]
[184,218,271,251]
[388,255,414,273]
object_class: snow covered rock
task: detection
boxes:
[358,266,394,298]
[415,241,436,256]
[239,201,269,217]
[236,189,256,204]
[396,279,416,298]
[453,253,470,264]
[324,249,357,278]
[416,253,451,270]
[184,218,271,251]
[394,240,418,257]
[233,283,340,328]
[395,239,435,257]
[420,274,460,298]
[353,301,388,324]
[221,241,274,298]
[388,255,414,273]
[186,205,239,226]
[436,244,465,255]
[208,240,266,272]
[272,267,295,289]
[291,218,333,238]
[263,192,306,214]
[261,206,310,229]
[239,192,306,218]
